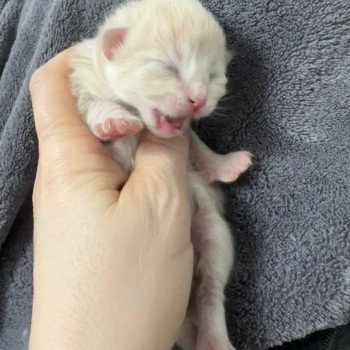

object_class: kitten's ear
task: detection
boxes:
[102,27,127,60]
[225,49,234,66]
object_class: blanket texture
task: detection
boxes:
[1,0,349,349]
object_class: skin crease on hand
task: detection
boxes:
[28,47,193,350]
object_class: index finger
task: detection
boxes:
[29,47,83,143]
[29,47,127,188]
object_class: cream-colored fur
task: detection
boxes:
[69,0,252,349]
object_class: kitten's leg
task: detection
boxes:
[177,317,197,350]
[194,217,235,350]
[84,101,143,141]
[191,175,235,350]
[190,131,252,184]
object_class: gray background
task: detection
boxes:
[0,0,350,349]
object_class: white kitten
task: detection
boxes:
[69,0,252,349]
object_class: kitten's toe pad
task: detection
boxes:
[217,151,253,183]
[93,118,143,141]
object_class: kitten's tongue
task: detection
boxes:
[154,110,186,133]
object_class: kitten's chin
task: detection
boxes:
[146,109,188,138]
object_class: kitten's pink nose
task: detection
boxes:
[188,96,206,113]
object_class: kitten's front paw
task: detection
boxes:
[216,151,253,183]
[92,118,143,141]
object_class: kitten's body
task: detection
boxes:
[69,0,252,349]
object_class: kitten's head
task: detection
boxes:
[100,0,231,138]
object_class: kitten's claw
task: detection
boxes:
[215,151,253,183]
[92,118,143,141]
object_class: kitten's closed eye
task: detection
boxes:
[147,58,179,76]
[209,72,218,80]
[159,60,181,80]
[164,63,179,76]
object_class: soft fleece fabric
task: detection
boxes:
[0,0,349,349]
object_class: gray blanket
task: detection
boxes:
[1,0,349,349]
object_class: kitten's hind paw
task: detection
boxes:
[216,150,253,183]
[93,118,143,141]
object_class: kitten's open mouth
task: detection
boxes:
[153,109,186,133]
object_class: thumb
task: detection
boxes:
[132,129,190,189]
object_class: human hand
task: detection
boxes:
[28,48,193,350]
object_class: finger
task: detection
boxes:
[30,47,84,145]
[29,47,127,188]
[32,157,42,208]
[121,128,191,251]
[133,128,190,188]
